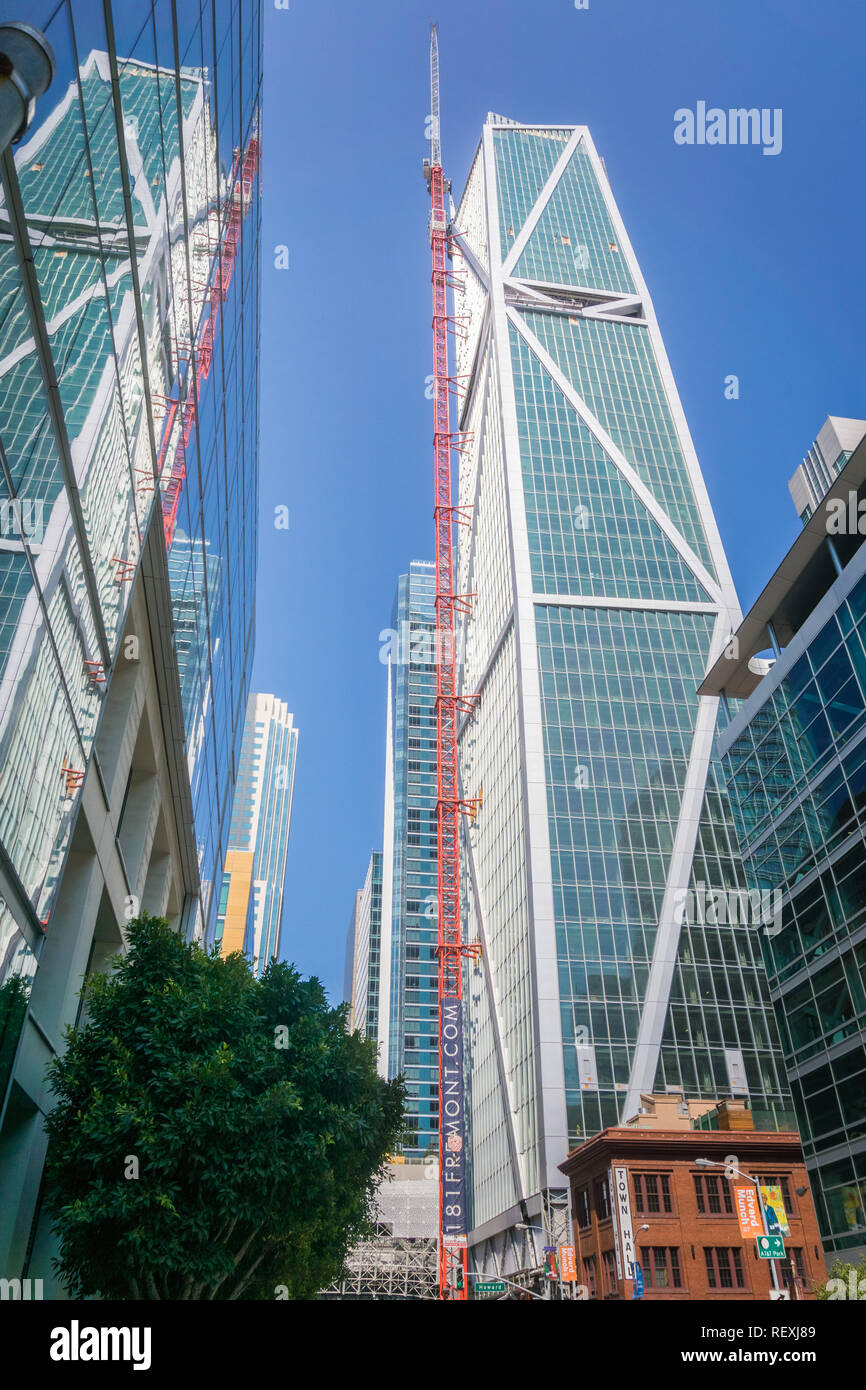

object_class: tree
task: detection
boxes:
[43,914,404,1299]
[814,1256,866,1300]
[0,972,30,1100]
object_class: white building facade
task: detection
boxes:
[451,117,790,1276]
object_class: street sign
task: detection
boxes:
[734,1185,764,1238]
[756,1235,785,1259]
[475,1280,506,1294]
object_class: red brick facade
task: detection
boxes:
[559,1128,824,1300]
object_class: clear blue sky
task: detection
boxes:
[253,0,866,1002]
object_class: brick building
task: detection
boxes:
[559,1096,825,1300]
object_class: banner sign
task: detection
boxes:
[560,1245,577,1282]
[632,1261,643,1299]
[760,1185,790,1237]
[734,1185,765,1238]
[609,1169,623,1279]
[440,994,467,1242]
[612,1166,636,1278]
[543,1246,558,1280]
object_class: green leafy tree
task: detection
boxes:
[0,972,30,1099]
[43,914,404,1299]
[814,1255,866,1299]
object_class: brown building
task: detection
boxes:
[559,1096,825,1300]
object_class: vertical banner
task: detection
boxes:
[734,1185,764,1238]
[560,1245,577,1282]
[760,1185,790,1237]
[609,1168,623,1279]
[612,1166,636,1278]
[543,1247,558,1280]
[440,994,467,1243]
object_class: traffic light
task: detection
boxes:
[455,1266,464,1291]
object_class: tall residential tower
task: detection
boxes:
[377,563,441,1157]
[217,692,298,975]
[450,116,790,1274]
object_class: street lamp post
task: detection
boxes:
[515,1222,559,1300]
[0,23,54,152]
[695,1157,782,1295]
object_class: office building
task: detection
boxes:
[346,851,383,1041]
[560,1095,823,1300]
[449,116,790,1275]
[377,562,440,1158]
[0,2,261,1291]
[217,693,298,975]
[703,427,866,1262]
[788,417,866,524]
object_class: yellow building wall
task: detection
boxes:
[220,849,254,957]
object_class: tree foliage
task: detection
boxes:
[43,914,404,1299]
[814,1255,866,1299]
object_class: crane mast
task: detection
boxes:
[424,23,477,1302]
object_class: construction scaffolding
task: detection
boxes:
[321,1160,439,1300]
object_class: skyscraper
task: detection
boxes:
[0,2,261,1289]
[377,563,441,1158]
[788,417,866,524]
[217,692,298,976]
[703,426,866,1262]
[450,116,789,1273]
[346,850,383,1041]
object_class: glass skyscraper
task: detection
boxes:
[346,849,383,1041]
[376,562,440,1157]
[704,428,866,1262]
[217,692,298,976]
[0,1,261,1291]
[450,116,789,1272]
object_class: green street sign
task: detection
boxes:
[475,1280,506,1294]
[756,1235,785,1259]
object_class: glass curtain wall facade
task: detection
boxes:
[377,563,440,1158]
[719,554,866,1261]
[0,0,261,963]
[451,117,789,1268]
[349,850,382,1042]
[218,691,297,976]
[0,0,261,1282]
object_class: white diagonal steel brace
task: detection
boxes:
[501,127,583,276]
[507,306,724,604]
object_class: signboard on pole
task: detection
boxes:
[632,1261,644,1300]
[440,994,467,1243]
[759,1185,790,1237]
[757,1235,786,1259]
[612,1166,636,1278]
[560,1245,577,1282]
[475,1280,506,1294]
[734,1185,765,1238]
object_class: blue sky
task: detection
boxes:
[253,0,866,1001]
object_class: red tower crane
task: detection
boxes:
[424,24,479,1302]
